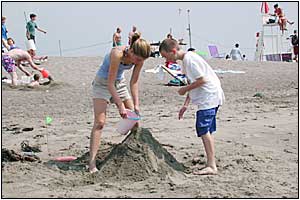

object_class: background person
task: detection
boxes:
[26,13,47,43]
[112,27,122,47]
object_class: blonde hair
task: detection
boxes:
[159,38,180,53]
[130,32,151,59]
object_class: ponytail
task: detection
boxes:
[130,32,151,59]
[130,32,141,48]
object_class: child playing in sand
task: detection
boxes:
[159,39,225,175]
[2,48,52,86]
[28,74,40,87]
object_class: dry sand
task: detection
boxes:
[1,56,298,198]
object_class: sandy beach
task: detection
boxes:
[1,56,298,198]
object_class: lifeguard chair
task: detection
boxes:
[255,3,293,62]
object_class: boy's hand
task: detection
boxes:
[178,87,187,96]
[178,106,187,120]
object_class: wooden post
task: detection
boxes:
[59,40,62,56]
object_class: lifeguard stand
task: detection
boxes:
[255,14,292,61]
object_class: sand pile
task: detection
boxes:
[93,128,186,182]
[49,127,186,183]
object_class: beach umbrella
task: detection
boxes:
[261,2,269,14]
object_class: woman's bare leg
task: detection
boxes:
[88,98,108,173]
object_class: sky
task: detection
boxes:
[2,1,299,60]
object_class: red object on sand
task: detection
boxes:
[41,69,49,78]
[54,156,77,162]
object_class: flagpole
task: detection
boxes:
[23,11,27,23]
[187,9,192,48]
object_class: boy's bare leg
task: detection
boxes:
[10,72,18,86]
[193,133,218,175]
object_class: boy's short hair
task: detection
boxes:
[274,4,278,8]
[159,38,180,53]
[235,43,239,48]
[2,16,6,20]
[33,74,40,81]
[30,14,37,19]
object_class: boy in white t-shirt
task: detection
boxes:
[159,39,225,175]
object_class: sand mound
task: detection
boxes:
[94,128,186,182]
[45,128,186,185]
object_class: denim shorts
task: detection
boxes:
[195,107,219,137]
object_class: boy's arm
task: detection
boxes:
[26,23,30,39]
[183,94,190,107]
[26,30,30,39]
[179,94,190,120]
[16,61,31,76]
[178,77,205,96]
[26,54,42,71]
[37,27,46,34]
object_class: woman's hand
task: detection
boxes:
[118,103,127,118]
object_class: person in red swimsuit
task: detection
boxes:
[272,4,294,34]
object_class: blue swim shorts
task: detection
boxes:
[195,106,219,137]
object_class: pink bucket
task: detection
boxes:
[117,109,140,135]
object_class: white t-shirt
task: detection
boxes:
[182,51,225,110]
[230,47,242,60]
